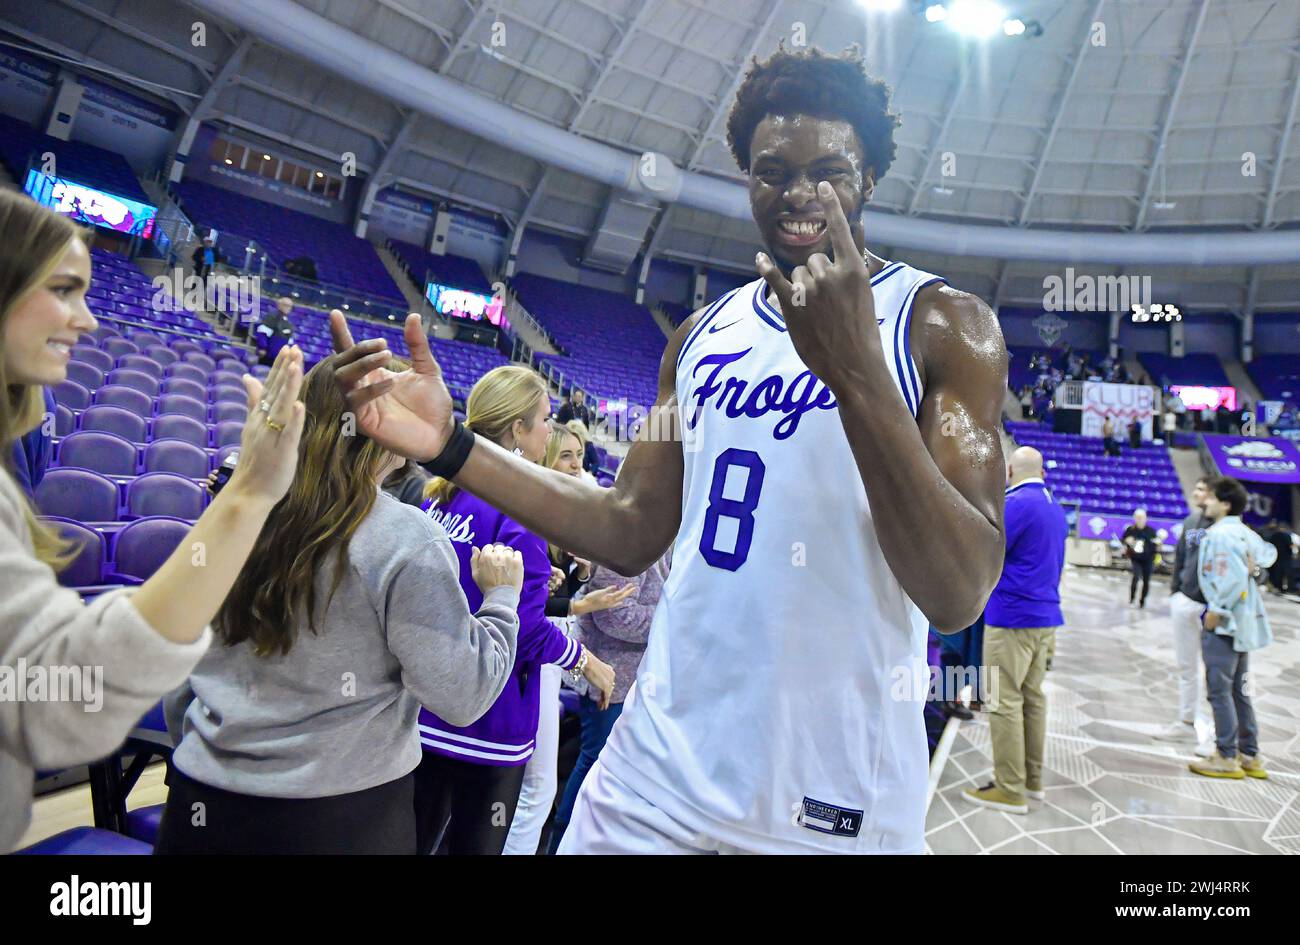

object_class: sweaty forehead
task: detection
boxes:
[751,114,863,165]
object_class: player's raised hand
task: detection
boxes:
[329,310,455,462]
[756,181,880,390]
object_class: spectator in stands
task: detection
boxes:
[556,387,594,428]
[157,358,522,854]
[0,190,308,852]
[963,446,1067,815]
[505,424,636,856]
[1127,416,1141,449]
[191,234,223,281]
[564,419,601,478]
[1190,477,1276,780]
[1157,478,1215,755]
[415,366,615,855]
[1122,509,1158,608]
[254,295,297,365]
[548,548,670,854]
[1161,405,1176,441]
[1018,385,1032,420]
[1102,414,1120,457]
[9,387,55,496]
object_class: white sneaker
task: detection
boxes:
[1153,721,1197,742]
[1026,787,1046,800]
[1194,739,1216,758]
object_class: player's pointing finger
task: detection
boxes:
[818,181,858,267]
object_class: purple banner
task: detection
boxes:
[1203,434,1300,484]
[1078,513,1183,550]
[1243,482,1293,527]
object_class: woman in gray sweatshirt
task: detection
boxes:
[0,191,308,852]
[156,358,523,854]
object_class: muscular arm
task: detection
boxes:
[451,315,700,575]
[835,285,1007,632]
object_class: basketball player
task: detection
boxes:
[329,45,1008,854]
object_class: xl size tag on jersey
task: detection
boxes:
[799,797,862,837]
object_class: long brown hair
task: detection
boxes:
[214,355,395,655]
[423,365,549,507]
[0,190,86,567]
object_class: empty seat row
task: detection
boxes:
[43,515,193,589]
[54,376,248,410]
[54,404,246,445]
[37,470,208,525]
[55,428,241,475]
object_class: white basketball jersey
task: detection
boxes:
[599,260,945,854]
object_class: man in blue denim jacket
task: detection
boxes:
[1190,477,1277,780]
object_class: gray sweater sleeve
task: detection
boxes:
[382,534,519,728]
[0,471,210,771]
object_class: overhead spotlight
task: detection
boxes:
[925,4,948,22]
[932,185,954,195]
[315,171,324,178]
[224,158,233,165]
[1003,17,1026,36]
[946,0,1005,38]
[1152,200,1178,210]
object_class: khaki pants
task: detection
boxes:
[983,625,1058,800]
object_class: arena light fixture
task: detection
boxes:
[1003,17,1026,36]
[946,0,1006,38]
[924,4,949,22]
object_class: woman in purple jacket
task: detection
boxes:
[417,366,615,855]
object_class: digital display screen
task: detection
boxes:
[425,282,506,328]
[24,170,157,238]
[1170,385,1237,411]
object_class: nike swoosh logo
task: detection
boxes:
[708,319,741,333]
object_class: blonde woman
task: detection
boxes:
[0,189,306,852]
[417,366,615,855]
[157,358,523,854]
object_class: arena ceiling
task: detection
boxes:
[5,0,1300,316]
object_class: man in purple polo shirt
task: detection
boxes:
[964,446,1068,815]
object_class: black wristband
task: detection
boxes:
[421,418,476,479]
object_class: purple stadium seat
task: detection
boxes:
[144,345,179,367]
[209,384,246,405]
[53,403,74,436]
[126,330,164,348]
[79,404,148,442]
[250,364,271,379]
[144,438,211,478]
[92,384,152,417]
[211,401,248,425]
[105,368,159,398]
[164,362,206,385]
[213,420,244,448]
[101,337,140,359]
[126,473,205,520]
[41,516,106,587]
[52,379,91,410]
[116,354,163,379]
[211,369,246,388]
[151,413,208,449]
[109,516,191,582]
[183,352,217,373]
[159,377,205,400]
[170,340,202,356]
[15,826,151,855]
[215,444,239,468]
[64,359,104,390]
[125,804,164,844]
[90,325,121,342]
[35,468,120,522]
[72,344,114,372]
[155,393,207,423]
[57,430,138,477]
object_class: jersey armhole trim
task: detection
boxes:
[896,276,944,418]
[676,288,740,371]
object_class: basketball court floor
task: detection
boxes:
[928,567,1300,855]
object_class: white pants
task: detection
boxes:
[502,663,561,856]
[556,758,751,855]
[1169,591,1212,732]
